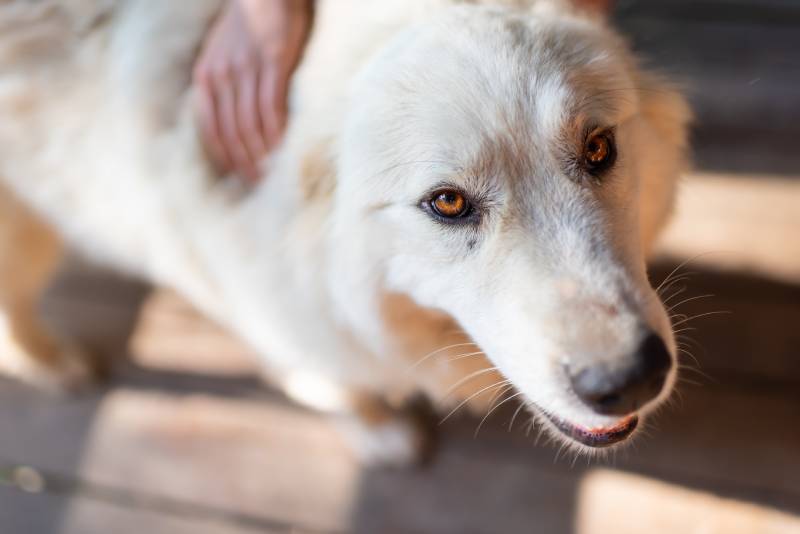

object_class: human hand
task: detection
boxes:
[194,0,312,182]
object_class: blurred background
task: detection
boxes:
[1,0,798,532]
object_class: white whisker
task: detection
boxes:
[508,399,529,432]
[408,342,478,371]
[474,390,524,437]
[439,380,509,425]
[445,350,487,363]
[654,251,723,294]
[442,366,501,399]
[671,310,732,328]
[666,293,715,313]
[660,285,689,307]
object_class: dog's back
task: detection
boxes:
[0,1,226,283]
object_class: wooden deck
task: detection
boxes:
[2,1,800,532]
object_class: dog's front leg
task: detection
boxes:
[0,188,93,392]
[279,371,436,467]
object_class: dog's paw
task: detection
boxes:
[0,336,95,394]
[336,395,437,468]
[337,415,423,467]
[44,341,96,393]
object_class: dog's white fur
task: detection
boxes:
[0,0,689,459]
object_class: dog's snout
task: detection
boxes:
[569,333,672,416]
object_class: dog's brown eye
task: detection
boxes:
[584,131,616,173]
[431,190,469,218]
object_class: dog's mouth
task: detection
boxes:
[542,412,639,448]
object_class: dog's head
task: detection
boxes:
[335,3,690,451]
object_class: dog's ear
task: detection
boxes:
[631,71,692,253]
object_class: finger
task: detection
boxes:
[272,63,290,138]
[195,81,233,172]
[261,17,308,151]
[275,4,312,131]
[217,75,259,181]
[237,68,268,178]
[258,67,281,152]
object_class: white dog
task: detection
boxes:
[0,0,689,463]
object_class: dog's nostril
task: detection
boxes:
[596,393,621,408]
[638,333,672,378]
[569,332,672,416]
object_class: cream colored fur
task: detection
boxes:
[0,0,689,461]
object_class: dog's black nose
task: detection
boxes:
[570,333,672,416]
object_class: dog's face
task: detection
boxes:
[337,4,690,451]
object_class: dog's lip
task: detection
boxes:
[543,412,639,448]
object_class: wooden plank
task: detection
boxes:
[613,2,800,174]
[39,259,150,362]
[655,172,800,284]
[649,261,800,386]
[614,0,800,26]
[576,470,800,534]
[0,381,356,534]
[128,290,260,377]
[1,366,798,534]
[342,378,800,532]
[0,486,290,534]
